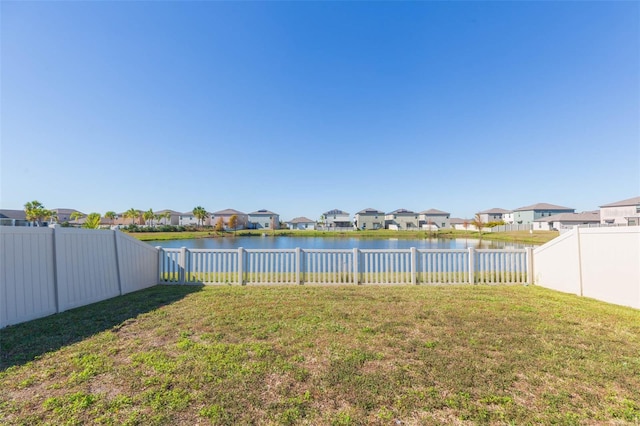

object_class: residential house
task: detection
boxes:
[450,217,477,231]
[286,217,316,230]
[248,209,280,230]
[502,211,515,224]
[320,209,351,229]
[599,196,640,226]
[0,209,28,226]
[418,209,451,230]
[212,209,248,230]
[354,208,385,230]
[476,208,510,224]
[385,209,419,230]
[511,203,575,224]
[533,211,601,231]
[52,208,85,224]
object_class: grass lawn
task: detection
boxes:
[1,285,639,425]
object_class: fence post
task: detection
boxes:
[468,247,475,284]
[353,248,360,285]
[156,246,163,284]
[52,226,61,313]
[238,247,245,285]
[113,231,123,295]
[410,247,417,285]
[295,248,302,285]
[179,247,187,284]
[526,247,534,286]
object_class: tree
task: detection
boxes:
[143,208,155,227]
[192,206,209,227]
[43,209,57,224]
[82,213,102,229]
[24,200,46,226]
[214,217,225,232]
[124,208,140,225]
[228,214,238,234]
[70,211,84,223]
[104,211,117,226]
[161,211,172,225]
[472,214,485,238]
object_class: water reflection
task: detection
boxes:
[149,236,530,250]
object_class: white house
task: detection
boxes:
[320,209,351,229]
[533,211,601,232]
[179,211,211,226]
[476,208,510,224]
[287,217,316,230]
[599,196,640,226]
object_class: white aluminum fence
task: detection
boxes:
[159,247,533,286]
[0,227,159,328]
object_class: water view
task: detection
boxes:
[149,236,531,250]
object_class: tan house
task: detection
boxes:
[212,209,248,230]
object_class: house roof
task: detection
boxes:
[449,217,472,225]
[53,208,84,216]
[513,203,574,212]
[249,209,278,215]
[419,208,449,215]
[599,196,640,208]
[0,209,27,220]
[387,209,415,215]
[356,208,385,215]
[477,208,510,215]
[323,209,349,216]
[287,217,315,224]
[155,209,182,215]
[213,208,246,216]
[534,211,600,223]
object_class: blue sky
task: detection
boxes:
[1,1,638,220]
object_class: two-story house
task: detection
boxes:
[385,209,419,230]
[212,209,248,230]
[418,209,451,230]
[512,203,575,225]
[476,208,510,224]
[320,209,351,229]
[248,209,280,230]
[354,208,385,230]
[600,196,640,226]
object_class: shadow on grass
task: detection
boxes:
[0,284,202,370]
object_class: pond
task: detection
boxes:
[148,236,531,250]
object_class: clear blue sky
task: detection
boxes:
[1,1,638,220]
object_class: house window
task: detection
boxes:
[264,223,269,227]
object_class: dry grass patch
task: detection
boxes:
[1,284,639,425]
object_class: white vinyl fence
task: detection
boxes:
[534,226,640,309]
[0,227,159,328]
[158,247,533,286]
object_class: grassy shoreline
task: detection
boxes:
[128,228,559,245]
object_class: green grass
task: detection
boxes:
[2,285,639,425]
[131,228,559,245]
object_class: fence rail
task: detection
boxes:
[159,247,533,285]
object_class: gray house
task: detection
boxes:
[534,211,601,231]
[418,209,451,229]
[354,208,385,230]
[248,209,280,230]
[476,208,510,224]
[385,209,419,230]
[0,209,28,226]
[512,203,575,225]
[599,196,640,226]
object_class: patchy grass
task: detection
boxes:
[1,285,639,425]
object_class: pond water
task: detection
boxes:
[149,236,531,250]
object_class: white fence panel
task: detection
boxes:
[54,228,120,312]
[475,250,528,284]
[361,250,411,284]
[534,227,640,309]
[417,249,469,284]
[188,249,238,284]
[116,232,159,294]
[246,250,297,285]
[0,227,57,328]
[304,250,354,284]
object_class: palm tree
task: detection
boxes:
[192,206,209,227]
[70,211,84,223]
[104,211,117,227]
[143,208,155,227]
[43,209,58,225]
[24,200,45,226]
[82,213,102,229]
[125,208,140,225]
[162,211,172,225]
